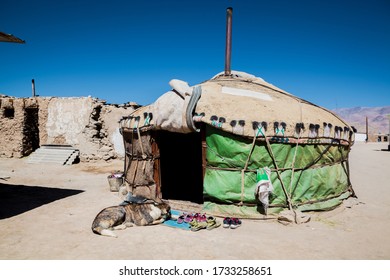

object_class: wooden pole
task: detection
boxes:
[201,124,207,181]
[152,132,162,199]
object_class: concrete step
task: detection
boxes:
[27,145,80,165]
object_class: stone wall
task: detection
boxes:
[0,98,28,157]
[0,95,138,161]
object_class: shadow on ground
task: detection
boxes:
[0,182,84,219]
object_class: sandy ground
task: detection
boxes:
[0,142,389,260]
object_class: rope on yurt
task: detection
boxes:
[288,101,303,208]
[206,162,344,173]
[129,130,138,192]
[281,101,304,222]
[290,144,334,199]
[131,158,139,188]
[217,122,293,211]
[263,135,294,212]
[122,128,134,193]
[134,120,148,173]
[267,100,305,214]
[289,143,300,190]
[339,142,356,197]
[125,118,148,193]
[239,124,271,206]
[134,122,145,158]
[346,134,356,197]
[241,123,295,214]
[239,133,258,205]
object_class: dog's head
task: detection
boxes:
[154,200,171,220]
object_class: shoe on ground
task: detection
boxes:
[206,216,221,230]
[230,218,242,229]
[223,217,232,228]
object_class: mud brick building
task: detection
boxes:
[0,95,138,161]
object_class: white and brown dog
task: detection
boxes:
[92,194,171,238]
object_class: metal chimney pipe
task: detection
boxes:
[32,79,36,97]
[224,7,233,76]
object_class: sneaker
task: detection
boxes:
[196,213,207,222]
[230,218,242,229]
[206,216,221,230]
[177,214,185,224]
[223,217,232,228]
[193,213,200,221]
[184,213,194,223]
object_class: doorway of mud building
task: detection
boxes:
[23,108,40,154]
[158,131,203,204]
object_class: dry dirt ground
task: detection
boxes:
[0,142,389,260]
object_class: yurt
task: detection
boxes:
[119,7,355,219]
[119,70,356,218]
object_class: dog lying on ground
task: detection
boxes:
[92,195,171,238]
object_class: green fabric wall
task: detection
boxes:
[203,126,352,216]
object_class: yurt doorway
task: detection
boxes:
[158,131,204,204]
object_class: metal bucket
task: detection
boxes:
[107,175,123,192]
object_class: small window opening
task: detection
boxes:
[3,108,15,119]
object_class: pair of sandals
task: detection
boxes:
[190,216,221,231]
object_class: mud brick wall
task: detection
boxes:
[0,98,26,157]
[0,97,42,157]
[0,96,138,161]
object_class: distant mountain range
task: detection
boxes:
[332,106,390,134]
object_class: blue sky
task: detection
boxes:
[1,0,389,109]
